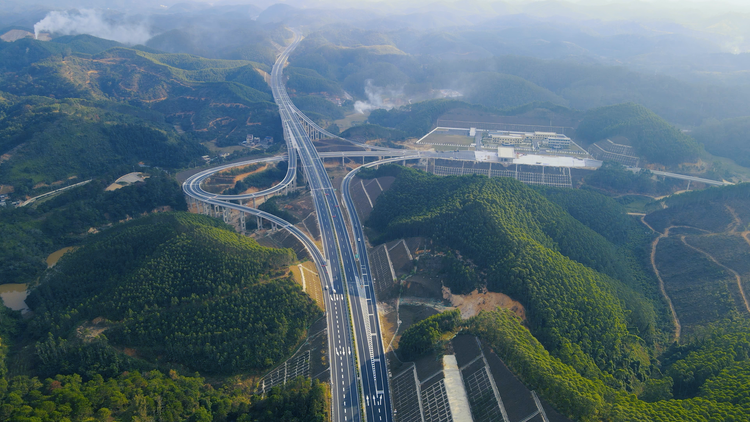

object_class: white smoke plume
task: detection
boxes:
[34,9,152,45]
[354,80,401,114]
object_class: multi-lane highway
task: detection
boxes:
[271,31,396,422]
[270,32,362,422]
[183,151,415,202]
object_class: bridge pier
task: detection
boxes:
[240,212,246,232]
[222,207,230,224]
[257,216,262,229]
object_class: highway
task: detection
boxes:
[270,32,362,422]
[271,31,395,421]
[627,167,733,186]
[183,151,414,201]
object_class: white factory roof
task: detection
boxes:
[514,154,601,168]
[473,151,602,168]
[498,146,515,159]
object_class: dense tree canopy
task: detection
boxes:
[468,310,750,422]
[576,103,701,165]
[0,371,328,422]
[0,171,186,284]
[367,166,660,385]
[26,213,321,374]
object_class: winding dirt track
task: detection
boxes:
[641,205,750,343]
[680,235,750,313]
[641,218,682,342]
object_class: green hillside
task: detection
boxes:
[469,309,750,422]
[289,32,420,99]
[640,184,750,336]
[292,95,345,123]
[143,22,290,66]
[367,166,664,386]
[25,213,321,374]
[367,99,579,139]
[47,34,125,55]
[0,95,206,188]
[0,170,188,285]
[340,124,406,143]
[395,306,750,421]
[584,162,678,195]
[0,366,328,421]
[285,66,344,95]
[0,37,284,190]
[424,55,750,126]
[576,103,701,165]
[368,99,481,138]
[693,116,750,168]
[463,71,568,109]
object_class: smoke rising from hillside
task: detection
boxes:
[354,80,401,114]
[34,9,152,45]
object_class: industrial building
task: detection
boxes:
[486,130,571,149]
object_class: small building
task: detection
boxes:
[469,127,476,137]
[489,132,526,145]
[242,135,261,147]
[530,131,557,141]
[498,146,515,162]
[260,136,274,149]
[542,135,571,149]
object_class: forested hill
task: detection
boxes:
[692,116,750,168]
[0,36,284,193]
[26,212,321,375]
[0,94,206,190]
[366,166,665,388]
[576,103,701,165]
[366,99,579,139]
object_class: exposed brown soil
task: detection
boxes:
[443,287,525,320]
[75,318,110,342]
